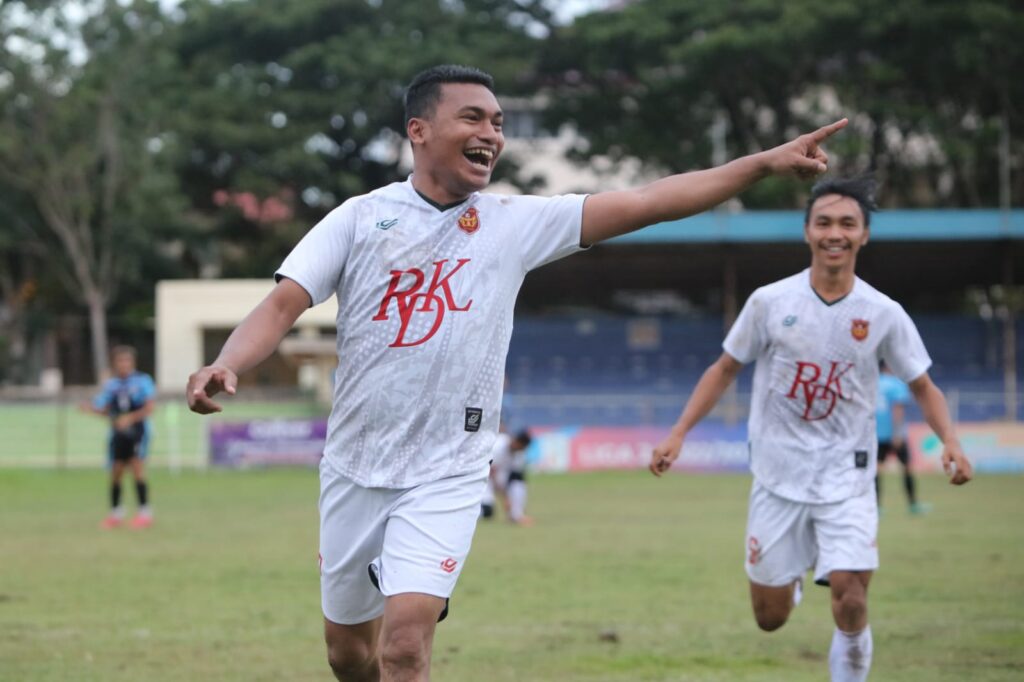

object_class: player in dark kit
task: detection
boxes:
[83,345,156,529]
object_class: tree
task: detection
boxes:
[0,1,187,381]
[169,0,555,277]
[540,0,1024,208]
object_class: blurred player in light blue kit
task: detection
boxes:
[876,362,930,514]
[82,345,156,529]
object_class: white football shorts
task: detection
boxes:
[319,457,488,625]
[744,479,879,587]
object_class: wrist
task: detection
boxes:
[746,151,773,179]
[669,424,689,440]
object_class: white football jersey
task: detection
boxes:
[277,179,586,488]
[723,270,931,504]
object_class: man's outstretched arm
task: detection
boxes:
[908,372,973,485]
[581,119,847,246]
[650,352,743,477]
[186,278,311,414]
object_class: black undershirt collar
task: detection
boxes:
[810,283,851,307]
[414,187,468,213]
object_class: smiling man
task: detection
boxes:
[649,176,973,682]
[186,64,846,682]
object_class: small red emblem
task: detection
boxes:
[851,319,869,341]
[440,558,458,574]
[457,207,479,234]
[747,537,761,565]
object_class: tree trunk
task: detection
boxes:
[86,291,110,383]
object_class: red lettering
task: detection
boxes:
[372,259,472,347]
[373,269,425,321]
[786,361,821,401]
[786,360,855,421]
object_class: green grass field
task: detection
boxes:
[2,469,1022,681]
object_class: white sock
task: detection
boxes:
[792,577,803,607]
[829,625,873,682]
[110,506,125,519]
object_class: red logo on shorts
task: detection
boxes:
[851,319,869,341]
[457,207,480,234]
[747,537,762,565]
[440,558,458,574]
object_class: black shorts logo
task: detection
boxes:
[854,450,868,468]
[464,407,482,432]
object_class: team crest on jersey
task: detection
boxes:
[851,319,869,341]
[457,207,480,234]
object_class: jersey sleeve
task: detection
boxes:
[275,199,357,306]
[722,289,766,364]
[879,304,932,383]
[92,381,115,411]
[511,194,588,272]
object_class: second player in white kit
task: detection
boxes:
[650,176,973,682]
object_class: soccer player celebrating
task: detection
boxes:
[649,176,973,682]
[187,64,845,682]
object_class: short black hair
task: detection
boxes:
[804,175,879,227]
[513,429,532,448]
[404,64,494,125]
[111,345,137,359]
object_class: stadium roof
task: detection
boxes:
[610,209,1024,244]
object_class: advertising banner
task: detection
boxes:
[531,423,749,473]
[908,422,1024,474]
[209,419,326,467]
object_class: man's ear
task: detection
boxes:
[407,117,427,146]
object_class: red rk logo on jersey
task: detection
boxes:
[786,360,855,421]
[373,259,473,347]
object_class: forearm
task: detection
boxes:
[637,154,770,225]
[214,297,299,375]
[585,154,770,243]
[668,362,738,439]
[914,384,959,446]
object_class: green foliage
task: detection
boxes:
[171,0,553,276]
[541,0,1024,208]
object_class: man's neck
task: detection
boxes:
[410,171,469,210]
[809,265,855,303]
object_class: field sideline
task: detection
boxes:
[1,469,1022,681]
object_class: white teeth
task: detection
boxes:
[465,148,494,160]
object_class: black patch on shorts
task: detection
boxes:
[464,407,482,432]
[854,450,869,468]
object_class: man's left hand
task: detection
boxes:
[942,442,973,485]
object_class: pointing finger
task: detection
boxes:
[809,118,848,143]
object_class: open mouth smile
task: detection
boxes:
[463,147,495,169]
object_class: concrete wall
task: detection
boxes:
[155,280,338,391]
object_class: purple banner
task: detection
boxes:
[209,419,327,467]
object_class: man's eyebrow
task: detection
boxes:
[457,105,503,117]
